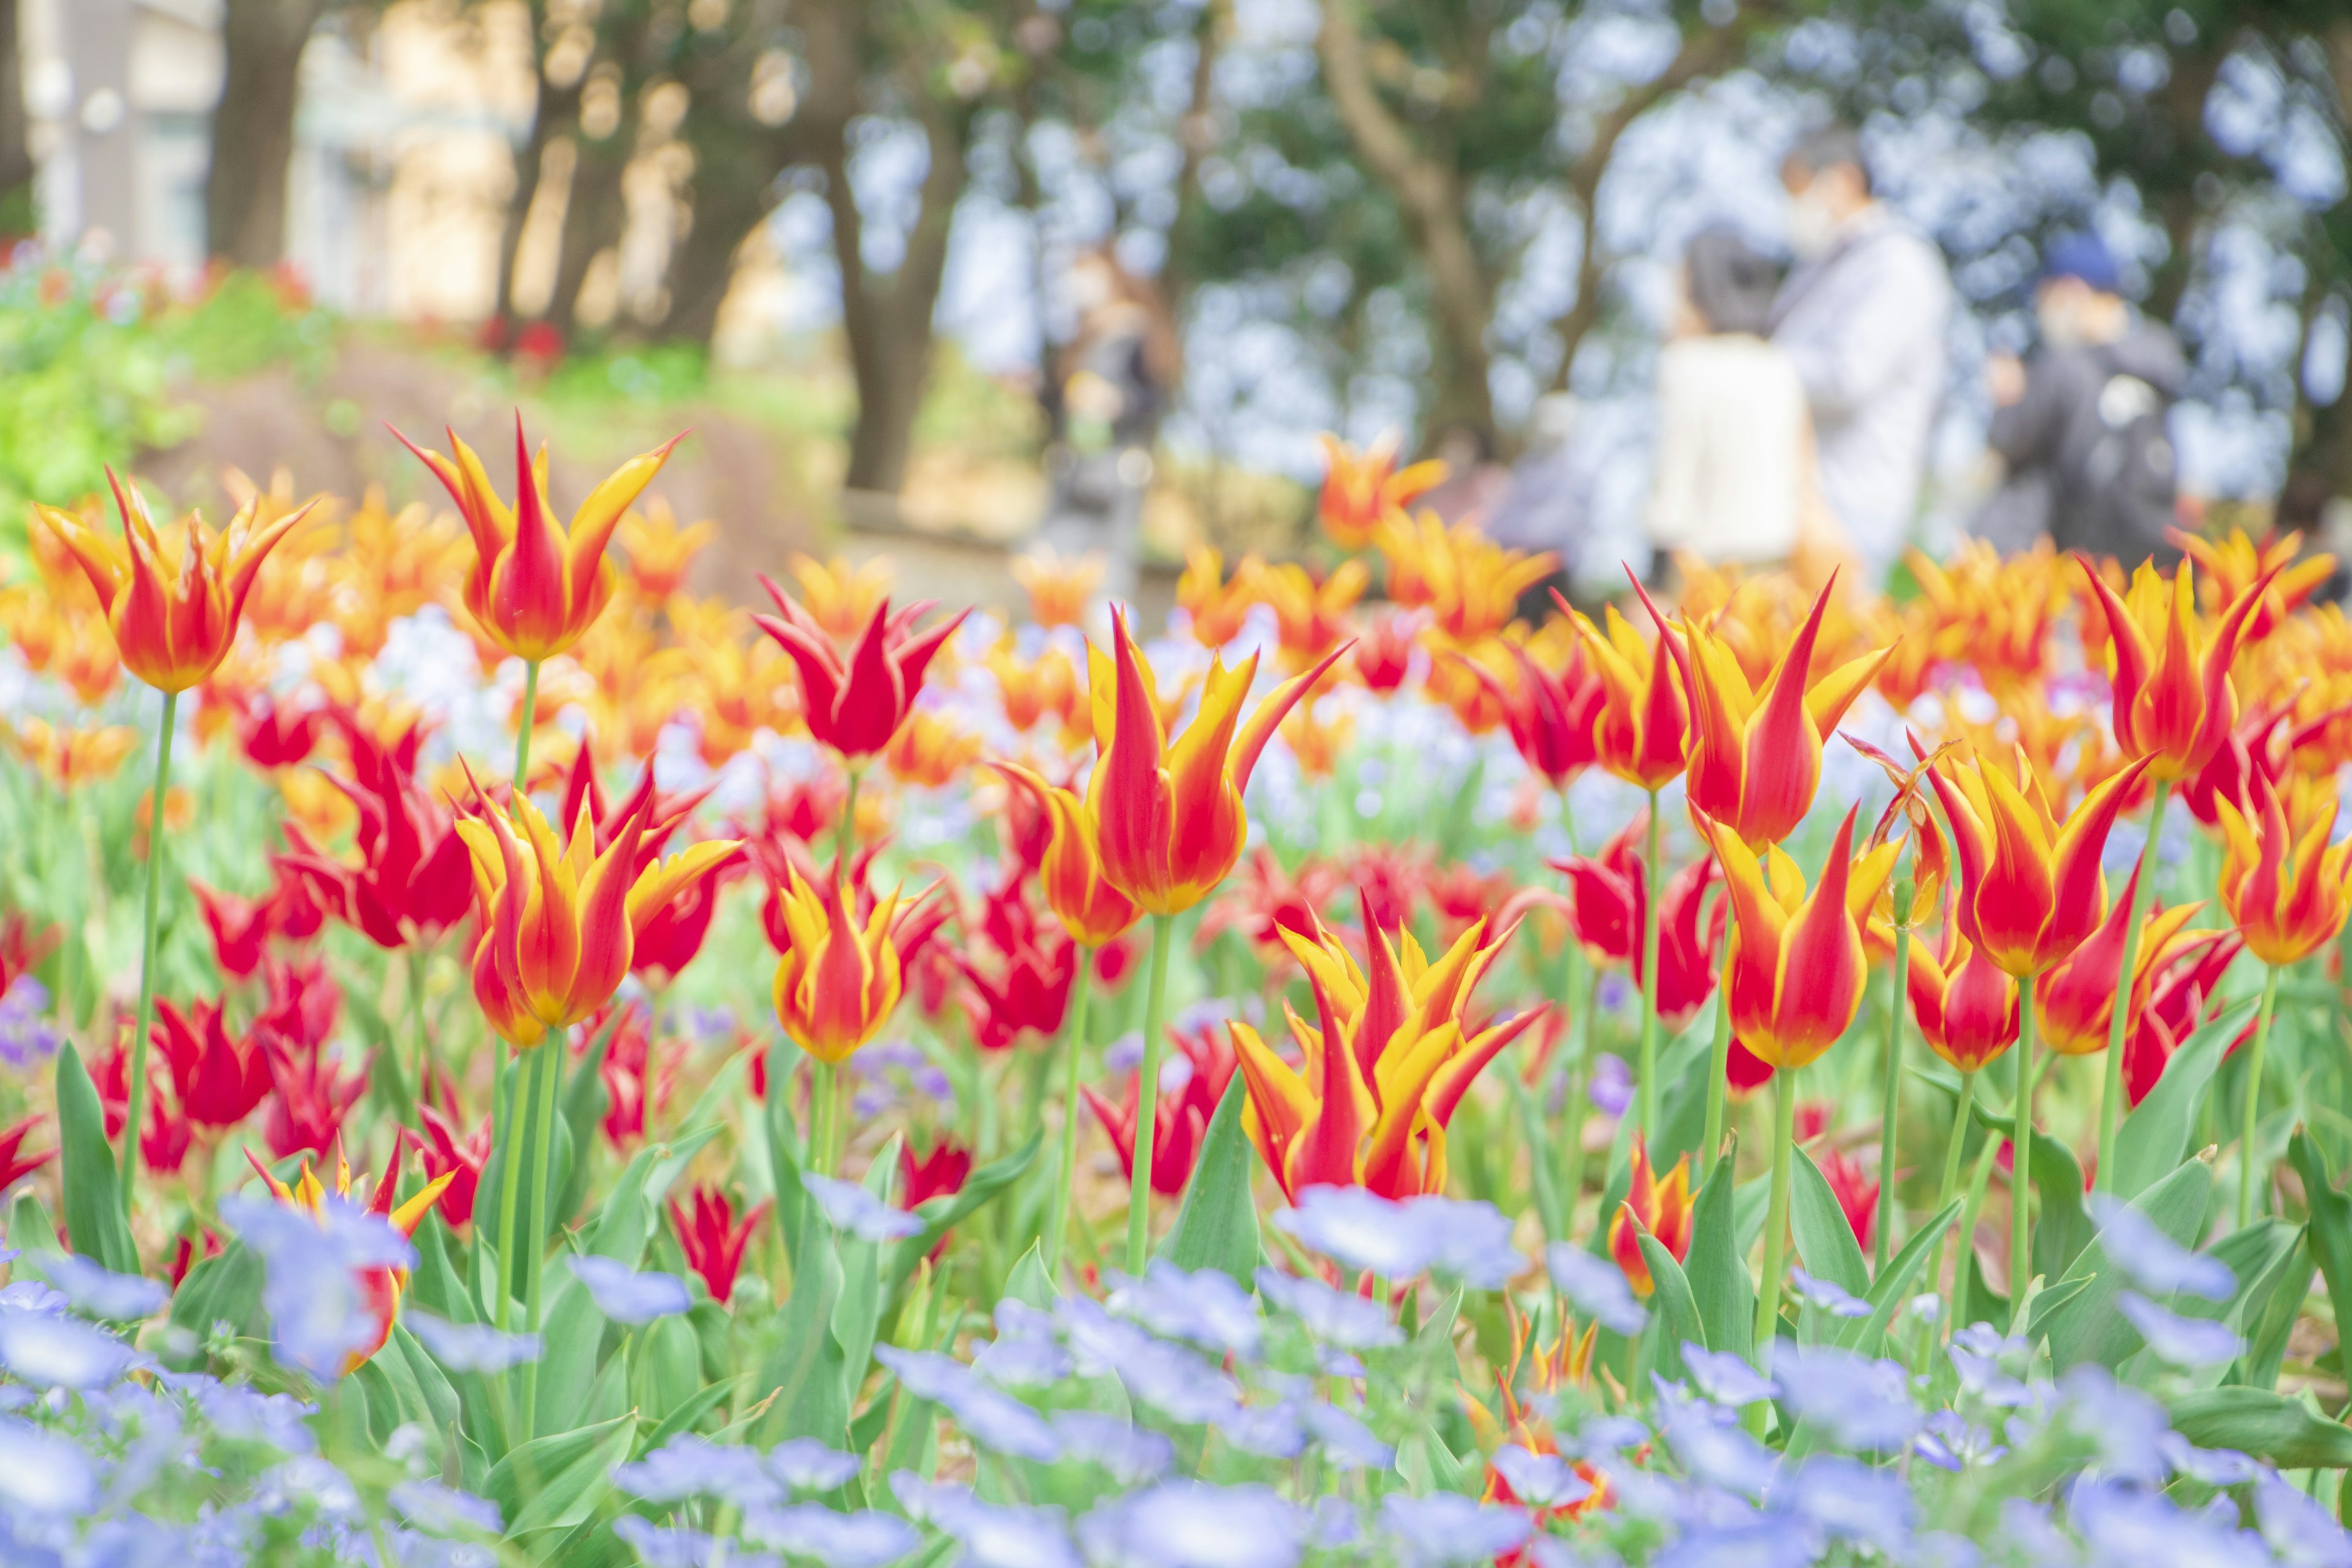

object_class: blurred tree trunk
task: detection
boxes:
[547,137,629,333]
[1155,0,1230,322]
[494,3,584,326]
[205,0,330,266]
[0,0,34,234]
[662,0,801,344]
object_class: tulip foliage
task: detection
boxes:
[6,424,2352,1567]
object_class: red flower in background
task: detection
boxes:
[153,997,272,1129]
[254,965,363,1160]
[1552,815,1723,1023]
[95,1036,192,1174]
[1814,1142,1880,1253]
[1352,610,1422,693]
[1458,640,1604,791]
[408,1102,491,1229]
[0,1113,55,1194]
[959,876,1078,1052]
[192,884,274,981]
[1346,843,1427,933]
[630,847,747,986]
[671,1186,769,1303]
[236,695,325,769]
[592,1003,676,1147]
[1085,1022,1237,1197]
[900,1140,972,1261]
[2127,929,2245,1106]
[1196,848,1342,957]
[753,584,969,761]
[557,744,714,876]
[167,1228,223,1289]
[285,714,473,949]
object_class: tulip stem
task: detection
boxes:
[1637,791,1663,1145]
[810,1060,839,1178]
[1875,864,1913,1276]
[2010,979,2037,1333]
[1561,948,1599,1214]
[513,660,541,793]
[1923,1069,1976,1331]
[2239,963,2281,1230]
[840,767,862,862]
[1752,1066,1798,1374]
[1700,955,1733,1174]
[518,1030,561,1442]
[1046,952,1094,1282]
[492,1044,525,1332]
[1126,914,1175,1275]
[407,946,432,1116]
[2095,780,2169,1194]
[119,688,179,1215]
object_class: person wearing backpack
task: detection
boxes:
[1973,233,2187,567]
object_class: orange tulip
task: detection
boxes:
[1566,592,1689,792]
[1925,744,2150,979]
[616,498,716,600]
[772,861,929,1063]
[1093,609,1349,916]
[2216,771,2352,967]
[456,784,738,1042]
[1696,805,1896,1070]
[997,765,1143,949]
[1011,549,1103,629]
[1230,900,1542,1199]
[2035,868,2203,1056]
[884,709,982,789]
[785,553,895,643]
[396,417,681,663]
[1316,431,1445,551]
[34,473,315,693]
[2076,556,2274,782]
[1905,930,2018,1073]
[1607,1140,1694,1297]
[1646,576,1892,850]
[1175,545,1259,649]
[243,1148,455,1374]
[1251,558,1368,670]
[2171,525,2333,644]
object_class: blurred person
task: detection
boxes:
[1646,227,1844,589]
[1485,393,1602,613]
[1771,124,1953,586]
[1972,233,2186,567]
[1038,247,1180,607]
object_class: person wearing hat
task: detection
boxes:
[1972,232,2187,564]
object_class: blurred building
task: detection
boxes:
[20,0,531,318]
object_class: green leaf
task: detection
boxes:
[761,1211,848,1446]
[2290,1130,2352,1354]
[2111,999,2256,1201]
[1632,1225,1702,1386]
[883,1129,1044,1308]
[1156,1075,1262,1286]
[1005,1242,1055,1311]
[484,1414,633,1528]
[1686,1152,1752,1363]
[2169,1388,2352,1469]
[54,1041,136,1275]
[556,1008,622,1221]
[2034,1157,2212,1370]
[638,1376,737,1456]
[1836,1199,1961,1359]
[2029,1133,2090,1286]
[1648,1012,1716,1175]
[167,1241,263,1354]
[505,1411,637,1537]
[2169,1222,2304,1390]
[1789,1146,1870,1299]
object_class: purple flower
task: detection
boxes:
[1303,1400,1395,1470]
[1275,1188,1427,1276]
[2070,1475,2270,1568]
[2158,1433,2259,1487]
[1493,1444,1592,1509]
[874,1345,1062,1461]
[2084,1194,2234,1300]
[742,1504,921,1568]
[801,1174,924,1243]
[1118,1338,1245,1424]
[1079,1480,1307,1568]
[973,1306,1073,1387]
[1378,1493,1531,1564]
[2117,1292,2245,1370]
[389,1479,502,1537]
[1105,1032,1147,1074]
[1588,1053,1633,1115]
[1948,1323,2034,1406]
[1787,1267,1871,1318]
[1108,1262,1264,1359]
[0,1416,96,1515]
[404,1311,541,1373]
[1655,1521,1822,1568]
[566,1254,692,1325]
[0,1309,133,1389]
[2255,1468,2352,1566]
[1663,1406,1777,1494]
[2059,1365,2170,1484]
[221,1191,414,1383]
[612,1515,726,1568]
[1574,1414,1653,1456]
[1782,1453,1913,1553]
[1683,1344,1775,1407]
[1771,1346,1918,1451]
[34,1253,165,1322]
[1215,1400,1307,1460]
[194,1382,315,1453]
[1254,1268,1403,1349]
[769,1437,861,1492]
[1547,1244,1648,1336]
[1914,1410,2005,1472]
[892,1473,1079,1568]
[0,978,60,1070]
[1051,1411,1175,1484]
[612,1434,780,1508]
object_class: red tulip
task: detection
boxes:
[753,582,968,761]
[1553,815,1723,1024]
[1086,1022,1238,1197]
[0,1113,55,1196]
[2077,554,2275,781]
[1815,1143,1880,1253]
[153,997,271,1129]
[1607,1140,1694,1297]
[1458,640,1603,790]
[670,1186,770,1304]
[407,1104,491,1230]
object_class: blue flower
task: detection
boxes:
[1786,1267,1871,1318]
[1271,1190,1520,1288]
[1654,1520,1820,1568]
[1050,1411,1175,1484]
[1118,1338,1245,1424]
[1662,1405,1777,1495]
[2117,1292,2245,1370]
[1080,1480,1308,1568]
[2057,1366,2169,1485]
[1781,1453,1913,1553]
[742,1504,921,1568]
[1771,1346,1918,1451]
[973,1300,1073,1386]
[1378,1493,1531,1564]
[0,1310,133,1389]
[770,1436,861,1493]
[2069,1475,2270,1568]
[1107,1261,1264,1359]
[1492,1444,1593,1509]
[389,1479,502,1537]
[0,978,60,1070]
[404,1312,542,1373]
[1573,1414,1652,1456]
[194,1382,317,1453]
[1914,1410,2004,1472]
[1253,1268,1402,1349]
[1213,1400,1307,1460]
[801,1174,924,1243]
[1683,1344,1775,1407]
[2255,1468,2352,1566]
[874,1346,1061,1461]
[36,1254,167,1321]
[614,1514,728,1568]
[221,1191,414,1382]
[565,1254,692,1325]
[612,1434,781,1508]
[891,1472,1079,1568]
[1545,1244,1648,1336]
[2157,1433,2258,1487]
[0,1416,96,1515]
[1948,1323,2034,1407]
[1302,1400,1395,1470]
[2084,1194,2234,1300]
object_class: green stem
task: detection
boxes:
[1877,899,1912,1275]
[1046,952,1095,1281]
[840,768,862,862]
[517,1031,561,1441]
[2239,963,2282,1230]
[1753,1066,1798,1374]
[1126,914,1175,1275]
[1700,953,1733,1174]
[1637,791,1663,1144]
[1923,1069,1977,1328]
[119,688,179,1212]
[2095,779,2169,1193]
[2010,978,2037,1333]
[810,1060,839,1178]
[407,945,433,1115]
[513,660,542,793]
[1946,1132,2003,1350]
[492,1042,525,1331]
[1561,949,1599,1218]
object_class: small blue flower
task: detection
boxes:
[222,1192,415,1382]
[1492,1444,1591,1509]
[37,1253,167,1321]
[1545,1244,1648,1336]
[1254,1268,1402,1349]
[1683,1344,1775,1407]
[742,1504,921,1568]
[1274,1187,1427,1276]
[613,1434,780,1508]
[404,1311,542,1373]
[566,1254,692,1325]
[1786,1267,1871,1318]
[1302,1400,1395,1471]
[770,1436,861,1493]
[389,1479,502,1537]
[1662,1405,1777,1495]
[613,1513,726,1568]
[1107,1261,1264,1360]
[2058,1365,2171,1484]
[801,1174,924,1242]
[1051,1411,1175,1484]
[1378,1493,1531,1565]
[1214,1400,1307,1460]
[2158,1433,2259,1487]
[2085,1194,2234,1300]
[2117,1292,2245,1370]
[1772,1346,1918,1451]
[1654,1520,1821,1568]
[1781,1453,1913,1553]
[0,1415,97,1515]
[892,1472,1079,1568]
[875,1345,1061,1461]
[1588,1053,1633,1115]
[1079,1480,1308,1568]
[0,1308,134,1390]
[2255,1468,2352,1566]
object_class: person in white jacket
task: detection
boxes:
[1770,124,1953,586]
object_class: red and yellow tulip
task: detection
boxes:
[2076,555,2274,782]
[1567,594,1689,792]
[35,474,316,693]
[244,1150,454,1374]
[1316,431,1445,551]
[772,862,933,1063]
[396,417,682,663]
[2035,869,2203,1056]
[1905,930,2018,1073]
[997,764,1144,949]
[2216,771,2352,967]
[1607,1140,1695,1297]
[753,583,968,762]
